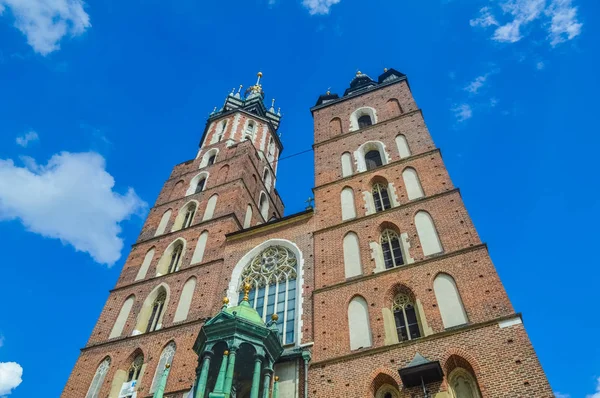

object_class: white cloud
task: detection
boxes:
[15,131,39,147]
[302,0,341,15]
[0,362,22,396]
[554,393,570,398]
[0,151,147,265]
[0,335,4,348]
[470,7,499,27]
[464,75,488,94]
[452,103,473,122]
[536,61,545,69]
[587,377,600,398]
[0,0,91,55]
[470,0,582,46]
[546,0,582,46]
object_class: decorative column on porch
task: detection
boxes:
[194,351,213,398]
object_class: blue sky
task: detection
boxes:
[0,0,597,396]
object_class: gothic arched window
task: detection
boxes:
[381,229,404,269]
[373,183,391,212]
[85,357,111,398]
[239,246,298,345]
[168,243,183,274]
[146,289,167,333]
[358,114,373,128]
[392,294,421,342]
[150,342,176,393]
[127,355,144,383]
[216,120,227,142]
[182,203,196,229]
[448,368,482,398]
[195,178,206,194]
[365,150,383,170]
[244,120,256,140]
[207,155,216,166]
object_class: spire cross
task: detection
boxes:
[305,197,314,210]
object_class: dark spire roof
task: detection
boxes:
[313,67,409,109]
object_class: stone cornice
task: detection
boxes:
[312,188,461,235]
[312,244,488,294]
[312,109,422,149]
[313,148,441,191]
[309,313,522,368]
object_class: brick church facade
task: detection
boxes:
[62,69,553,398]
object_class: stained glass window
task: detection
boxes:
[238,246,298,344]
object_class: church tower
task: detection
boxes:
[62,69,553,398]
[307,69,552,397]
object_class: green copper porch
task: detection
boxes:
[192,285,284,398]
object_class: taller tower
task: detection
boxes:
[62,73,290,398]
[62,68,552,398]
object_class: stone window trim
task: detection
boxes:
[186,172,210,196]
[354,141,390,173]
[199,148,219,169]
[391,293,422,342]
[349,106,378,132]
[311,243,487,295]
[313,148,439,191]
[372,183,392,212]
[312,188,459,236]
[132,284,171,336]
[171,200,199,232]
[313,109,422,149]
[155,238,187,277]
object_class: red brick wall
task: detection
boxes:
[63,77,552,398]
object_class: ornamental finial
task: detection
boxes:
[243,283,251,301]
[356,70,361,76]
[238,85,243,93]
[256,71,263,85]
[224,350,229,356]
[384,67,388,72]
[223,297,230,306]
[274,376,279,382]
[271,313,279,321]
[165,363,171,369]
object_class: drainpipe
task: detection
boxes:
[301,350,311,398]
